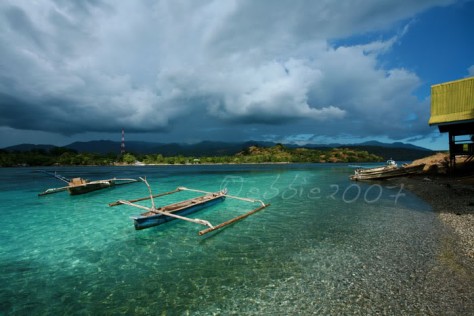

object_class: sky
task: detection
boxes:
[1,0,473,150]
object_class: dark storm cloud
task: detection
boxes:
[0,0,457,144]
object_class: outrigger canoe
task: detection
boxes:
[38,171,139,196]
[109,178,270,235]
[132,189,227,230]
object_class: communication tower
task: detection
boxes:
[121,128,125,154]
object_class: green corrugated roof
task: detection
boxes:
[429,76,474,125]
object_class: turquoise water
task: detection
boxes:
[0,164,468,314]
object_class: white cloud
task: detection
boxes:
[468,65,474,77]
[199,58,345,123]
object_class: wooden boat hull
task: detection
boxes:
[133,193,226,230]
[67,180,113,195]
[356,165,397,174]
[350,164,425,181]
[39,177,139,196]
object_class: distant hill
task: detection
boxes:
[343,145,433,161]
[331,141,434,161]
[2,140,435,160]
[66,140,270,156]
[2,144,56,152]
[66,140,160,154]
[357,140,432,151]
[296,140,431,151]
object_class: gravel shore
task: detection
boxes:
[390,175,474,259]
[385,175,474,314]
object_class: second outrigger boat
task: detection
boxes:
[109,178,270,235]
[38,171,139,196]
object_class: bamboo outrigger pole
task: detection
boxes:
[178,187,266,207]
[198,203,270,236]
[178,186,270,235]
[109,187,182,207]
[38,185,70,196]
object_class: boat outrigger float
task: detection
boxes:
[109,178,270,236]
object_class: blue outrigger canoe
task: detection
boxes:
[132,190,227,230]
[109,178,270,236]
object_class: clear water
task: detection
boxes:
[0,164,471,314]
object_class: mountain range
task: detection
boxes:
[2,140,437,161]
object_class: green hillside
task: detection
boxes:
[135,144,383,164]
[233,144,383,163]
[0,144,384,167]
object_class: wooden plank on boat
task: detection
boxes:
[68,180,113,195]
[198,203,270,236]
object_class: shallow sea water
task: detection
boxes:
[0,164,472,314]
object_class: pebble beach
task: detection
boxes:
[387,172,474,314]
[393,175,474,259]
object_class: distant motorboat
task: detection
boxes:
[386,159,397,167]
[350,160,425,181]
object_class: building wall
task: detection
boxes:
[429,77,474,125]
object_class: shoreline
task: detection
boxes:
[388,175,474,313]
[389,175,474,263]
[388,175,474,260]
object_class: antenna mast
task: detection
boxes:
[121,128,125,155]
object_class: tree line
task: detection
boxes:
[0,144,383,167]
